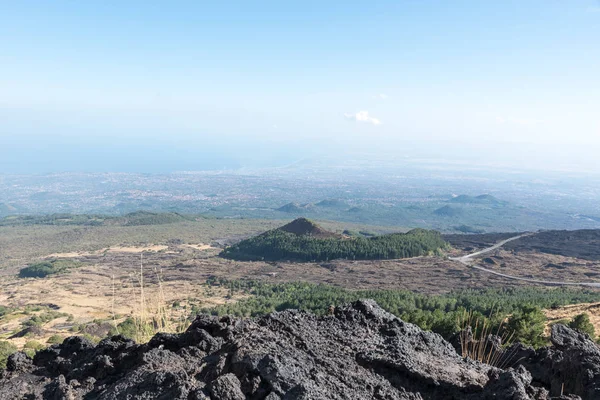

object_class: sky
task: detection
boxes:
[1,0,599,173]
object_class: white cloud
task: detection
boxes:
[344,110,382,125]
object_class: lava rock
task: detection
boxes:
[516,324,600,399]
[6,352,32,373]
[0,300,589,399]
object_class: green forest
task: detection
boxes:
[203,278,600,347]
[220,228,448,262]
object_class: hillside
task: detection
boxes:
[276,202,313,213]
[315,198,348,208]
[278,217,341,238]
[0,203,17,217]
[449,194,507,206]
[434,205,463,217]
[113,211,190,226]
[220,218,447,261]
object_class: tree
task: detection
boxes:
[505,306,547,348]
[0,341,17,369]
[569,313,596,339]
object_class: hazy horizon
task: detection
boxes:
[2,1,599,174]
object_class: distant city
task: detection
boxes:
[2,156,599,233]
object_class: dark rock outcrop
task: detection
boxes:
[0,300,595,399]
[515,324,600,399]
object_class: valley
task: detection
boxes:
[2,215,600,354]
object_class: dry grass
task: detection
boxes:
[457,310,516,369]
[45,245,171,259]
[181,244,216,251]
[0,260,245,348]
[544,302,600,336]
[122,255,188,343]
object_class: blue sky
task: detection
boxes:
[1,1,599,172]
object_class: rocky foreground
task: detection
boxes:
[1,300,600,399]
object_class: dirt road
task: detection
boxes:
[449,233,600,288]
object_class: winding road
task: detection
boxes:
[449,233,600,288]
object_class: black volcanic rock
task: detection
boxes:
[0,300,590,399]
[504,229,600,261]
[515,324,600,398]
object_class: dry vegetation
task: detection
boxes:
[456,310,515,368]
[0,246,245,349]
[2,219,600,352]
[0,219,280,268]
[544,302,600,336]
[0,218,396,349]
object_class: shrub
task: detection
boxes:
[81,334,102,345]
[113,317,157,342]
[47,334,64,345]
[19,259,82,278]
[569,313,596,339]
[22,340,45,358]
[550,318,569,327]
[22,311,68,328]
[19,261,55,278]
[505,306,547,348]
[23,340,45,350]
[0,306,12,317]
[0,341,17,369]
